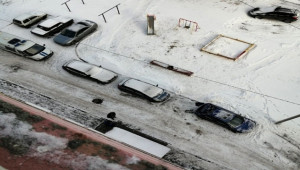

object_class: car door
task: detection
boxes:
[77,27,88,40]
[29,16,37,24]
[4,46,18,55]
[52,23,63,34]
[266,12,278,20]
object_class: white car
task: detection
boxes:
[0,31,53,60]
[31,17,73,37]
[13,11,47,27]
[63,60,118,84]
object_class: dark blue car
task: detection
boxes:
[195,103,256,133]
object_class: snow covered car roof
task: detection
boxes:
[36,17,72,28]
[122,79,164,98]
[31,17,73,36]
[64,60,117,84]
[254,7,277,13]
[14,11,46,21]
[38,19,60,28]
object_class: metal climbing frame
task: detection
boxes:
[178,18,200,31]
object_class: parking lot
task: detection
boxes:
[0,0,300,169]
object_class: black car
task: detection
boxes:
[248,6,299,23]
[194,103,256,133]
[62,60,118,84]
[118,78,170,102]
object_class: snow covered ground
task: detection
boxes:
[0,0,300,169]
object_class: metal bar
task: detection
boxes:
[275,114,300,124]
[100,3,121,15]
[81,0,85,4]
[61,0,71,12]
[102,14,107,23]
[65,3,71,12]
[61,0,70,5]
[116,5,120,14]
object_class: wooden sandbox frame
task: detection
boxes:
[200,34,256,61]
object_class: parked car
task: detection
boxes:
[31,17,73,37]
[248,6,299,23]
[118,78,170,102]
[13,12,47,27]
[0,31,53,60]
[63,60,117,84]
[53,20,97,46]
[194,103,256,133]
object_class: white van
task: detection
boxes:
[0,31,53,60]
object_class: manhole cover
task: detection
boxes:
[92,98,103,104]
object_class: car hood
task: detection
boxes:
[54,34,73,45]
[29,48,53,60]
[235,118,256,133]
[31,28,48,36]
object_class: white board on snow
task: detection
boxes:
[105,127,170,158]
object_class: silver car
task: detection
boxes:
[63,60,117,84]
[13,12,47,27]
[53,20,97,46]
[118,78,170,102]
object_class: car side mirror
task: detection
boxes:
[43,44,45,46]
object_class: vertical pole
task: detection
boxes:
[81,0,85,4]
[65,3,71,12]
[116,5,120,14]
[102,14,107,23]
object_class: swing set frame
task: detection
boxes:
[178,18,200,31]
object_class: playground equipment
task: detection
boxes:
[201,34,256,61]
[178,18,200,32]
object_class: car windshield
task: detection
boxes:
[24,44,45,56]
[61,29,76,38]
[37,25,55,31]
[199,104,214,113]
[227,116,244,128]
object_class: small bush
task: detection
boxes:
[50,123,67,131]
[0,136,34,155]
[102,144,117,153]
[0,100,44,124]
[68,139,86,149]
[139,160,167,170]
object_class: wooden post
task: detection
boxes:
[147,15,155,35]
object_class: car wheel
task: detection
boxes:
[256,16,262,19]
[283,19,291,23]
